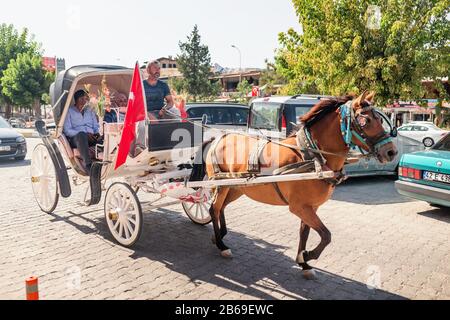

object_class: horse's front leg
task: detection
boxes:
[209,188,233,258]
[298,221,314,275]
[219,210,227,239]
[290,205,331,280]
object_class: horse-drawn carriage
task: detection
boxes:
[31,65,397,276]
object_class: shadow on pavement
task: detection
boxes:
[0,158,31,168]
[417,206,450,223]
[332,176,413,205]
[48,210,100,235]
[47,199,407,300]
[123,209,406,300]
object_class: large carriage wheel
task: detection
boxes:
[30,144,59,214]
[104,183,143,247]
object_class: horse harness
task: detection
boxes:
[207,124,346,205]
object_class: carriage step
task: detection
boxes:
[86,162,103,206]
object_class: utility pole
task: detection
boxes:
[231,45,242,83]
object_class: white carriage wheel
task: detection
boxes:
[182,186,213,226]
[30,144,59,214]
[105,183,143,247]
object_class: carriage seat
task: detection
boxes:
[58,134,103,161]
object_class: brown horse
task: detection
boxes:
[204,92,398,278]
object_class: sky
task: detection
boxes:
[0,0,300,69]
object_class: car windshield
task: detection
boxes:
[0,117,11,129]
[250,102,281,130]
[432,133,450,151]
[426,123,441,130]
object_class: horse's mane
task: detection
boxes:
[288,95,354,137]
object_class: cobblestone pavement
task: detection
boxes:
[0,138,449,300]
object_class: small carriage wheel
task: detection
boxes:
[30,144,59,214]
[182,188,213,226]
[104,183,143,247]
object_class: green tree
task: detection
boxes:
[259,59,287,96]
[202,80,222,101]
[1,52,52,118]
[236,79,252,103]
[0,23,40,117]
[277,0,449,105]
[176,25,217,101]
[168,76,187,95]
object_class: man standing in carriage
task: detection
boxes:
[63,89,102,174]
[143,60,176,120]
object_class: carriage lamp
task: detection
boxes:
[108,210,119,221]
[149,157,160,167]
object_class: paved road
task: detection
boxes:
[0,138,448,300]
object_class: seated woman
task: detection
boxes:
[104,93,128,123]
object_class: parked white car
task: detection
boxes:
[397,122,447,147]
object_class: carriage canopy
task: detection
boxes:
[50,65,133,128]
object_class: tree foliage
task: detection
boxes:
[176,25,217,101]
[259,59,287,95]
[0,24,40,104]
[236,79,252,103]
[277,0,449,105]
[1,52,53,116]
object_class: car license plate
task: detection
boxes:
[0,146,11,152]
[423,171,450,184]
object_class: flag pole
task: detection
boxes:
[139,61,149,149]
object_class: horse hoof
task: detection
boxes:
[221,249,233,259]
[302,269,317,280]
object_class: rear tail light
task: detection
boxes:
[399,167,422,180]
[282,114,287,129]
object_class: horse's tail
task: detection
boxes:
[189,138,215,182]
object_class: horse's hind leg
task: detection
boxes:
[210,188,233,258]
[219,189,243,239]
[290,205,331,279]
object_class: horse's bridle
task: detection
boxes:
[340,100,394,156]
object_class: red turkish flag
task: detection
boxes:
[115,63,147,170]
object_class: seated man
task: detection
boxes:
[63,89,102,174]
[104,93,128,123]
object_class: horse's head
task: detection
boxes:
[349,91,398,164]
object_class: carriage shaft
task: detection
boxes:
[187,171,336,189]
